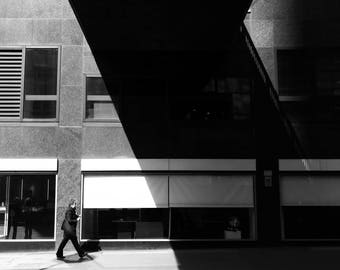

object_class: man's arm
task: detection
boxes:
[65,209,79,223]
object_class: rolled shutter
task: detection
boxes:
[169,175,254,207]
[83,175,169,208]
[281,175,340,206]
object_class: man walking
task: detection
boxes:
[56,199,87,259]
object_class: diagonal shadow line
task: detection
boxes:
[39,261,64,270]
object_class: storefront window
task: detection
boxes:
[82,174,169,240]
[82,208,169,239]
[170,208,254,240]
[281,175,340,239]
[0,174,56,240]
[81,173,255,240]
[282,206,340,239]
[169,175,255,240]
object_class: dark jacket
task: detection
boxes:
[61,207,79,236]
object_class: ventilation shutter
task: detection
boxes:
[0,49,23,120]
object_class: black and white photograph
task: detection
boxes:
[0,0,340,269]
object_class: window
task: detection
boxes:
[0,174,56,240]
[280,175,340,239]
[169,175,255,240]
[168,76,253,157]
[82,208,169,239]
[277,49,313,96]
[85,76,119,121]
[170,208,253,240]
[82,174,169,239]
[0,47,59,121]
[277,48,340,123]
[23,48,59,119]
[170,77,252,122]
[81,173,256,240]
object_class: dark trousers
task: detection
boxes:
[56,233,84,256]
[7,216,18,239]
[24,214,32,239]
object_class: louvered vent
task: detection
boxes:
[0,49,23,120]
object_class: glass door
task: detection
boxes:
[0,176,9,238]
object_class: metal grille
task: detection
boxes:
[0,49,23,120]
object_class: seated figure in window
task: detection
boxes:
[224,216,242,240]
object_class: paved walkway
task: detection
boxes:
[0,247,339,270]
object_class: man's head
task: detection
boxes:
[68,199,77,208]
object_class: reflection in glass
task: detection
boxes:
[0,176,7,238]
[86,101,117,120]
[171,77,251,122]
[281,175,340,239]
[23,100,56,119]
[170,208,255,240]
[282,206,340,239]
[24,48,58,96]
[82,208,169,239]
[168,76,253,157]
[0,175,56,240]
[86,77,110,96]
[85,77,119,121]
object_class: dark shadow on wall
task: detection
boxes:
[99,49,259,158]
[259,0,340,158]
[91,31,298,159]
[64,0,340,256]
[69,0,268,159]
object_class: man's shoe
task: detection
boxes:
[79,252,88,258]
[56,255,65,260]
[79,252,87,258]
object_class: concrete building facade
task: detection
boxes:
[0,0,135,250]
[0,0,340,250]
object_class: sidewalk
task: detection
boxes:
[0,247,339,270]
[1,249,179,270]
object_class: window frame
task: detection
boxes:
[279,171,340,241]
[83,73,120,123]
[22,46,61,122]
[275,47,315,98]
[0,46,61,123]
[80,169,257,242]
[276,47,340,124]
[0,172,58,242]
